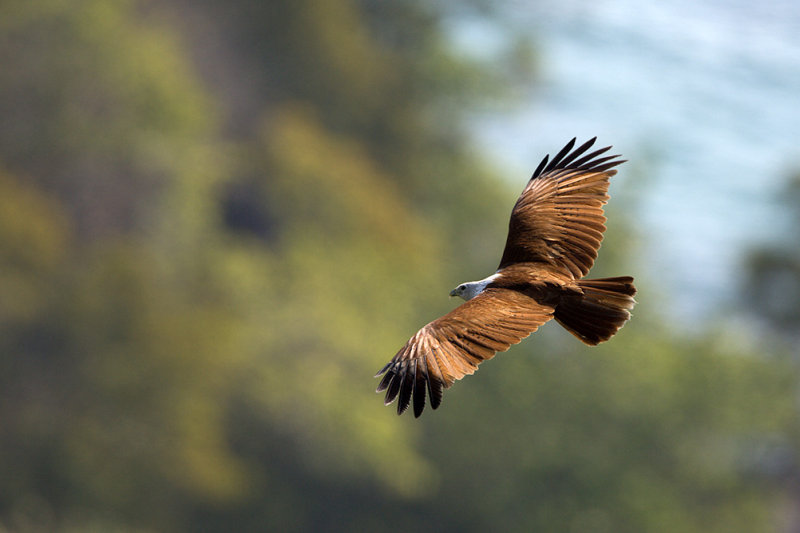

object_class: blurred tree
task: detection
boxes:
[0,0,215,240]
[0,0,507,529]
[170,0,514,274]
[742,172,800,338]
[0,170,72,531]
[0,0,247,529]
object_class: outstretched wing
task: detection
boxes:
[498,138,625,278]
[375,288,554,417]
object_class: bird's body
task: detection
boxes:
[376,138,636,417]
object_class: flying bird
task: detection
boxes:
[375,137,636,417]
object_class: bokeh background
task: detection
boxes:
[1,1,800,531]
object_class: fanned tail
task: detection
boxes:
[554,276,636,345]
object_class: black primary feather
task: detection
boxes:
[545,137,577,172]
[530,137,624,181]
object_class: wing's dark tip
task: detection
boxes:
[545,137,577,172]
[531,154,549,180]
[374,362,391,379]
[560,137,597,167]
[376,369,393,393]
[397,362,414,415]
[376,357,444,417]
[383,370,402,406]
[412,361,427,417]
[591,157,625,173]
[531,138,623,180]
[428,378,443,410]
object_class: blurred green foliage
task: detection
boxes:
[0,1,798,532]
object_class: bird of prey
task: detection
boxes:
[375,137,636,417]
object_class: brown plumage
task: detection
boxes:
[376,137,636,417]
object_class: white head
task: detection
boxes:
[449,273,499,301]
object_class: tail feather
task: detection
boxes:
[554,276,636,345]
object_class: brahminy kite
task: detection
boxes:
[376,137,636,417]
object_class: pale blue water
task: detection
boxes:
[455,0,800,322]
